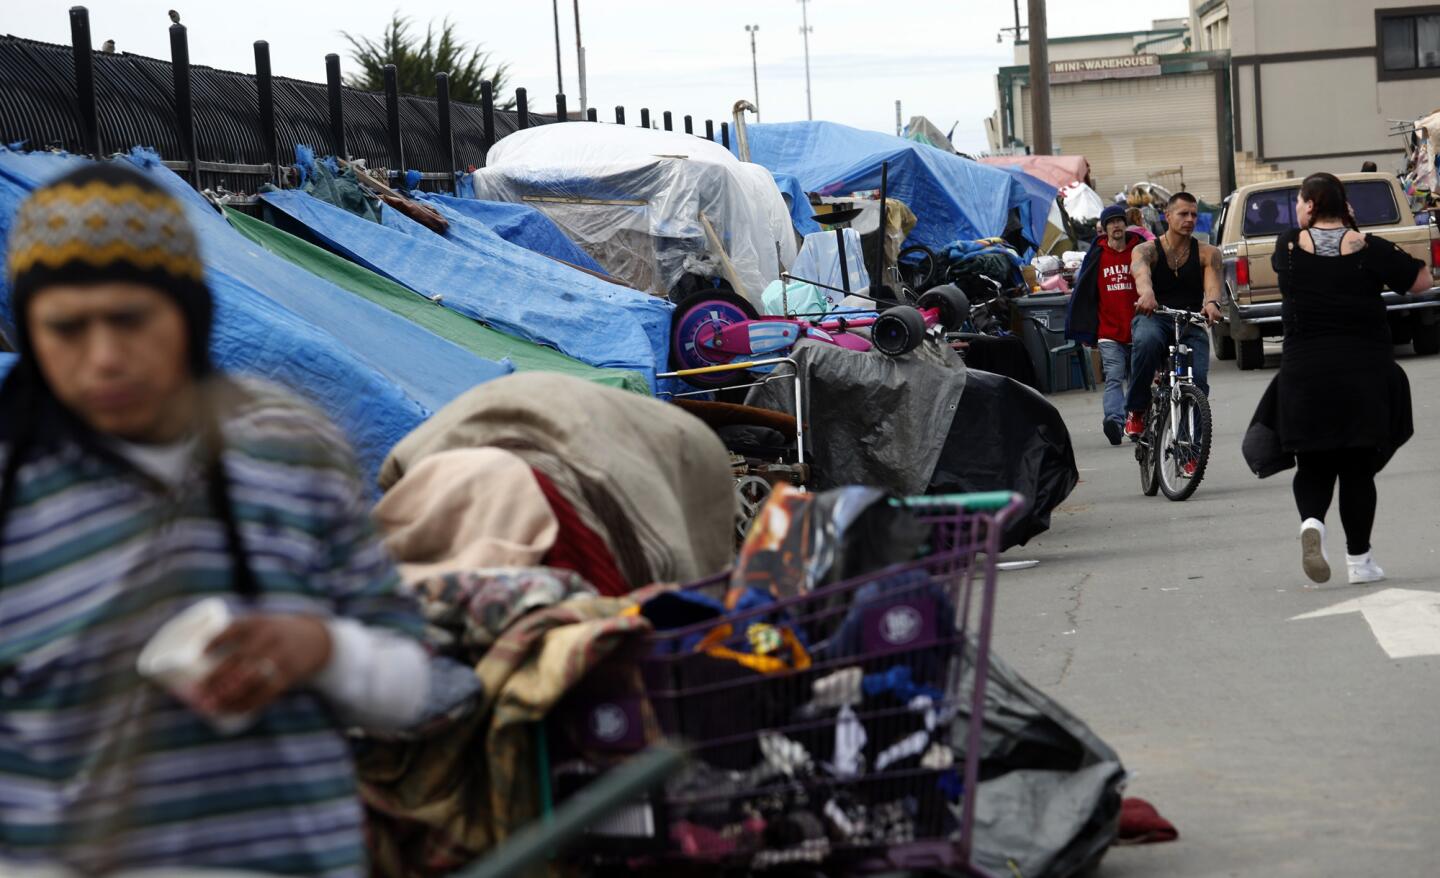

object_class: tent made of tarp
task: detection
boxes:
[259,188,672,386]
[414,193,605,273]
[903,116,957,153]
[469,123,799,302]
[979,154,1091,190]
[733,121,1037,253]
[224,208,648,395]
[772,171,823,237]
[0,148,512,480]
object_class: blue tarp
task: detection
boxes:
[990,166,1060,251]
[733,121,1035,253]
[413,194,606,273]
[260,189,671,387]
[772,172,823,237]
[0,149,513,482]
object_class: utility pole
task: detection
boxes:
[799,0,814,120]
[745,25,761,122]
[1027,0,1052,154]
[551,0,565,105]
[573,0,587,114]
[895,100,902,137]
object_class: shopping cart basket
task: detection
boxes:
[546,491,1027,875]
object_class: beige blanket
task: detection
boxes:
[373,447,558,583]
[379,372,735,585]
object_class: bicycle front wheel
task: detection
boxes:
[1158,384,1213,501]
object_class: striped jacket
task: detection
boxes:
[0,379,424,876]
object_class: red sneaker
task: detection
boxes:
[1183,461,1197,477]
[1124,412,1145,439]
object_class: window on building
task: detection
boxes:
[1379,8,1440,77]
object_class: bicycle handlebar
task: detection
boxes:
[1152,306,1210,326]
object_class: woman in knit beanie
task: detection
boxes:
[0,161,429,876]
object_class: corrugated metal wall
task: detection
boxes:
[1022,72,1222,202]
[0,34,580,193]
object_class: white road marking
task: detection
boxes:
[1291,588,1440,659]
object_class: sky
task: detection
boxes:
[10,0,1189,154]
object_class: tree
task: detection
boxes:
[343,14,513,109]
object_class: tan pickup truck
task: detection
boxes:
[1213,172,1440,370]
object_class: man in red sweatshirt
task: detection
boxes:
[1064,205,1146,444]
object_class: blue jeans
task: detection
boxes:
[1097,340,1131,425]
[1124,314,1211,414]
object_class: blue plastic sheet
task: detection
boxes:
[772,172,823,237]
[261,189,671,387]
[733,121,1034,253]
[414,194,606,273]
[0,149,513,483]
[990,166,1059,254]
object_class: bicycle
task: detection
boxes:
[1135,306,1213,501]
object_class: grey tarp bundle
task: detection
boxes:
[953,643,1125,877]
[745,338,967,496]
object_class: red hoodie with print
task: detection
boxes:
[1096,238,1140,344]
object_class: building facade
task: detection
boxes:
[992,20,1237,203]
[1229,0,1440,179]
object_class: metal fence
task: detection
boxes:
[0,8,736,197]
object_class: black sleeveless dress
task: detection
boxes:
[1244,230,1422,476]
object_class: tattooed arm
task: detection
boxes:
[1131,240,1158,315]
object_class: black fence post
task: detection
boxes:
[721,122,730,149]
[168,23,199,189]
[640,108,650,129]
[555,93,567,123]
[684,115,694,135]
[254,41,278,184]
[383,64,404,179]
[436,72,456,193]
[68,6,101,158]
[480,80,496,162]
[615,106,626,125]
[516,87,529,130]
[325,53,345,158]
[662,111,673,131]
[705,119,715,142]
[586,107,598,122]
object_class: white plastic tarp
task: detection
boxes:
[469,123,798,303]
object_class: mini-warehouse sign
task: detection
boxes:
[1050,53,1162,84]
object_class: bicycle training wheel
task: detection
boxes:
[1157,385,1213,501]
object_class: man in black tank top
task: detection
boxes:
[1122,192,1226,438]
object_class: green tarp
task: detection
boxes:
[224,208,648,395]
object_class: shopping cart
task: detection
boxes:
[546,491,1027,875]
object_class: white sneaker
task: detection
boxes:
[1347,552,1385,585]
[1300,519,1330,583]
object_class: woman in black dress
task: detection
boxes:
[1245,173,1429,584]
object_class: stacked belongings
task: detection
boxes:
[575,486,1125,875]
[353,373,737,876]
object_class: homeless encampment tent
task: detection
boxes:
[259,187,672,387]
[904,115,958,153]
[420,191,606,272]
[980,154,1091,191]
[745,339,1077,549]
[732,121,1041,255]
[224,207,649,395]
[468,123,799,303]
[0,148,512,480]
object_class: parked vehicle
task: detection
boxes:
[1213,172,1440,370]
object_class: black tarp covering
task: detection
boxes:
[929,369,1078,549]
[953,643,1125,877]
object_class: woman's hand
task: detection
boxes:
[195,615,333,716]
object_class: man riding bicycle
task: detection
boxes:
[1124,192,1226,444]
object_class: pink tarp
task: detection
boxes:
[979,155,1091,190]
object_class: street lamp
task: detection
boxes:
[744,24,761,122]
[798,0,814,120]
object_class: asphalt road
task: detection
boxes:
[992,343,1440,877]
